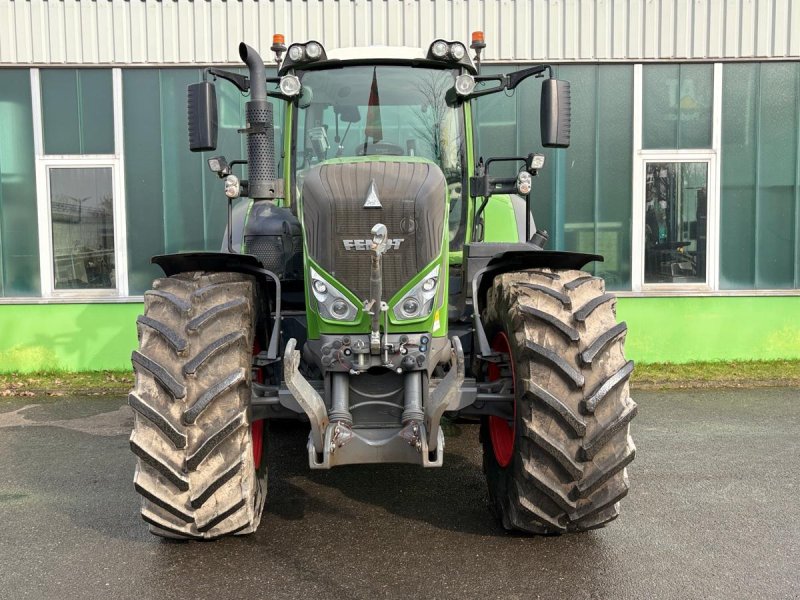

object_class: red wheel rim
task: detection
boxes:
[251,419,264,470]
[252,342,265,470]
[487,332,516,468]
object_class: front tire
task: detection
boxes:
[129,271,267,539]
[481,268,637,533]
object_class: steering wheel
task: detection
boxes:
[355,142,405,156]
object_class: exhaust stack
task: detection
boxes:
[239,42,277,199]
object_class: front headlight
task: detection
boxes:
[310,268,358,321]
[393,266,440,321]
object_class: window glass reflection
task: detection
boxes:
[49,168,115,290]
[644,162,707,284]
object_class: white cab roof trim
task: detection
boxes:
[325,46,426,62]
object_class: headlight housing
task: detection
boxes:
[310,268,358,322]
[427,39,475,71]
[516,170,532,195]
[280,41,328,72]
[393,265,440,321]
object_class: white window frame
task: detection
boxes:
[630,63,723,294]
[30,68,129,299]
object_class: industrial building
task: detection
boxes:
[0,0,798,371]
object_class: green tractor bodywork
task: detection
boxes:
[132,37,636,539]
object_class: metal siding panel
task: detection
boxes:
[96,0,114,65]
[30,0,49,63]
[467,0,482,45]
[14,0,33,63]
[675,0,691,58]
[577,0,593,59]
[178,1,195,64]
[47,0,67,64]
[409,0,422,47]
[755,0,773,57]
[450,0,465,49]
[128,0,147,64]
[612,0,627,58]
[627,0,643,59]
[1,0,799,66]
[594,0,610,59]
[772,0,789,57]
[112,0,130,64]
[320,0,338,49]
[272,0,289,50]
[385,0,401,46]
[790,0,800,56]
[240,0,258,52]
[225,0,242,63]
[418,0,435,49]
[724,0,741,56]
[643,0,659,59]
[146,0,163,63]
[209,0,227,63]
[160,0,179,64]
[547,0,562,60]
[707,0,725,58]
[64,0,83,63]
[436,0,452,41]
[289,0,306,43]
[564,0,580,60]
[692,0,709,58]
[658,0,674,59]
[514,0,529,59]
[80,0,98,64]
[0,1,14,62]
[740,0,756,57]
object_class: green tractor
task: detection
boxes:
[129,33,637,539]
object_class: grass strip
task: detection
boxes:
[1,360,799,397]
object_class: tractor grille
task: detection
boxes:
[301,160,446,300]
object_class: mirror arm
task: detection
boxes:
[206,68,250,93]
[506,64,551,90]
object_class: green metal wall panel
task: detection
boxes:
[474,64,633,289]
[615,296,800,363]
[0,297,798,372]
[0,303,141,372]
[642,64,713,149]
[40,69,114,155]
[122,68,283,294]
[0,69,40,297]
[721,62,800,290]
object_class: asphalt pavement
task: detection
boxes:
[0,388,798,600]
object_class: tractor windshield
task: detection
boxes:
[293,65,467,248]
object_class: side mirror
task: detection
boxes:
[540,79,571,148]
[188,81,218,152]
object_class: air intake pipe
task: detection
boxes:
[239,42,277,199]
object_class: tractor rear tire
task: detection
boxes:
[481,268,637,534]
[129,271,267,540]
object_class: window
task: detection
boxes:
[48,167,116,290]
[644,161,708,284]
[0,70,39,297]
[632,64,721,292]
[32,68,128,298]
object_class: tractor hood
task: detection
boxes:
[301,157,447,302]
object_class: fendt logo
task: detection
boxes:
[342,239,405,251]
